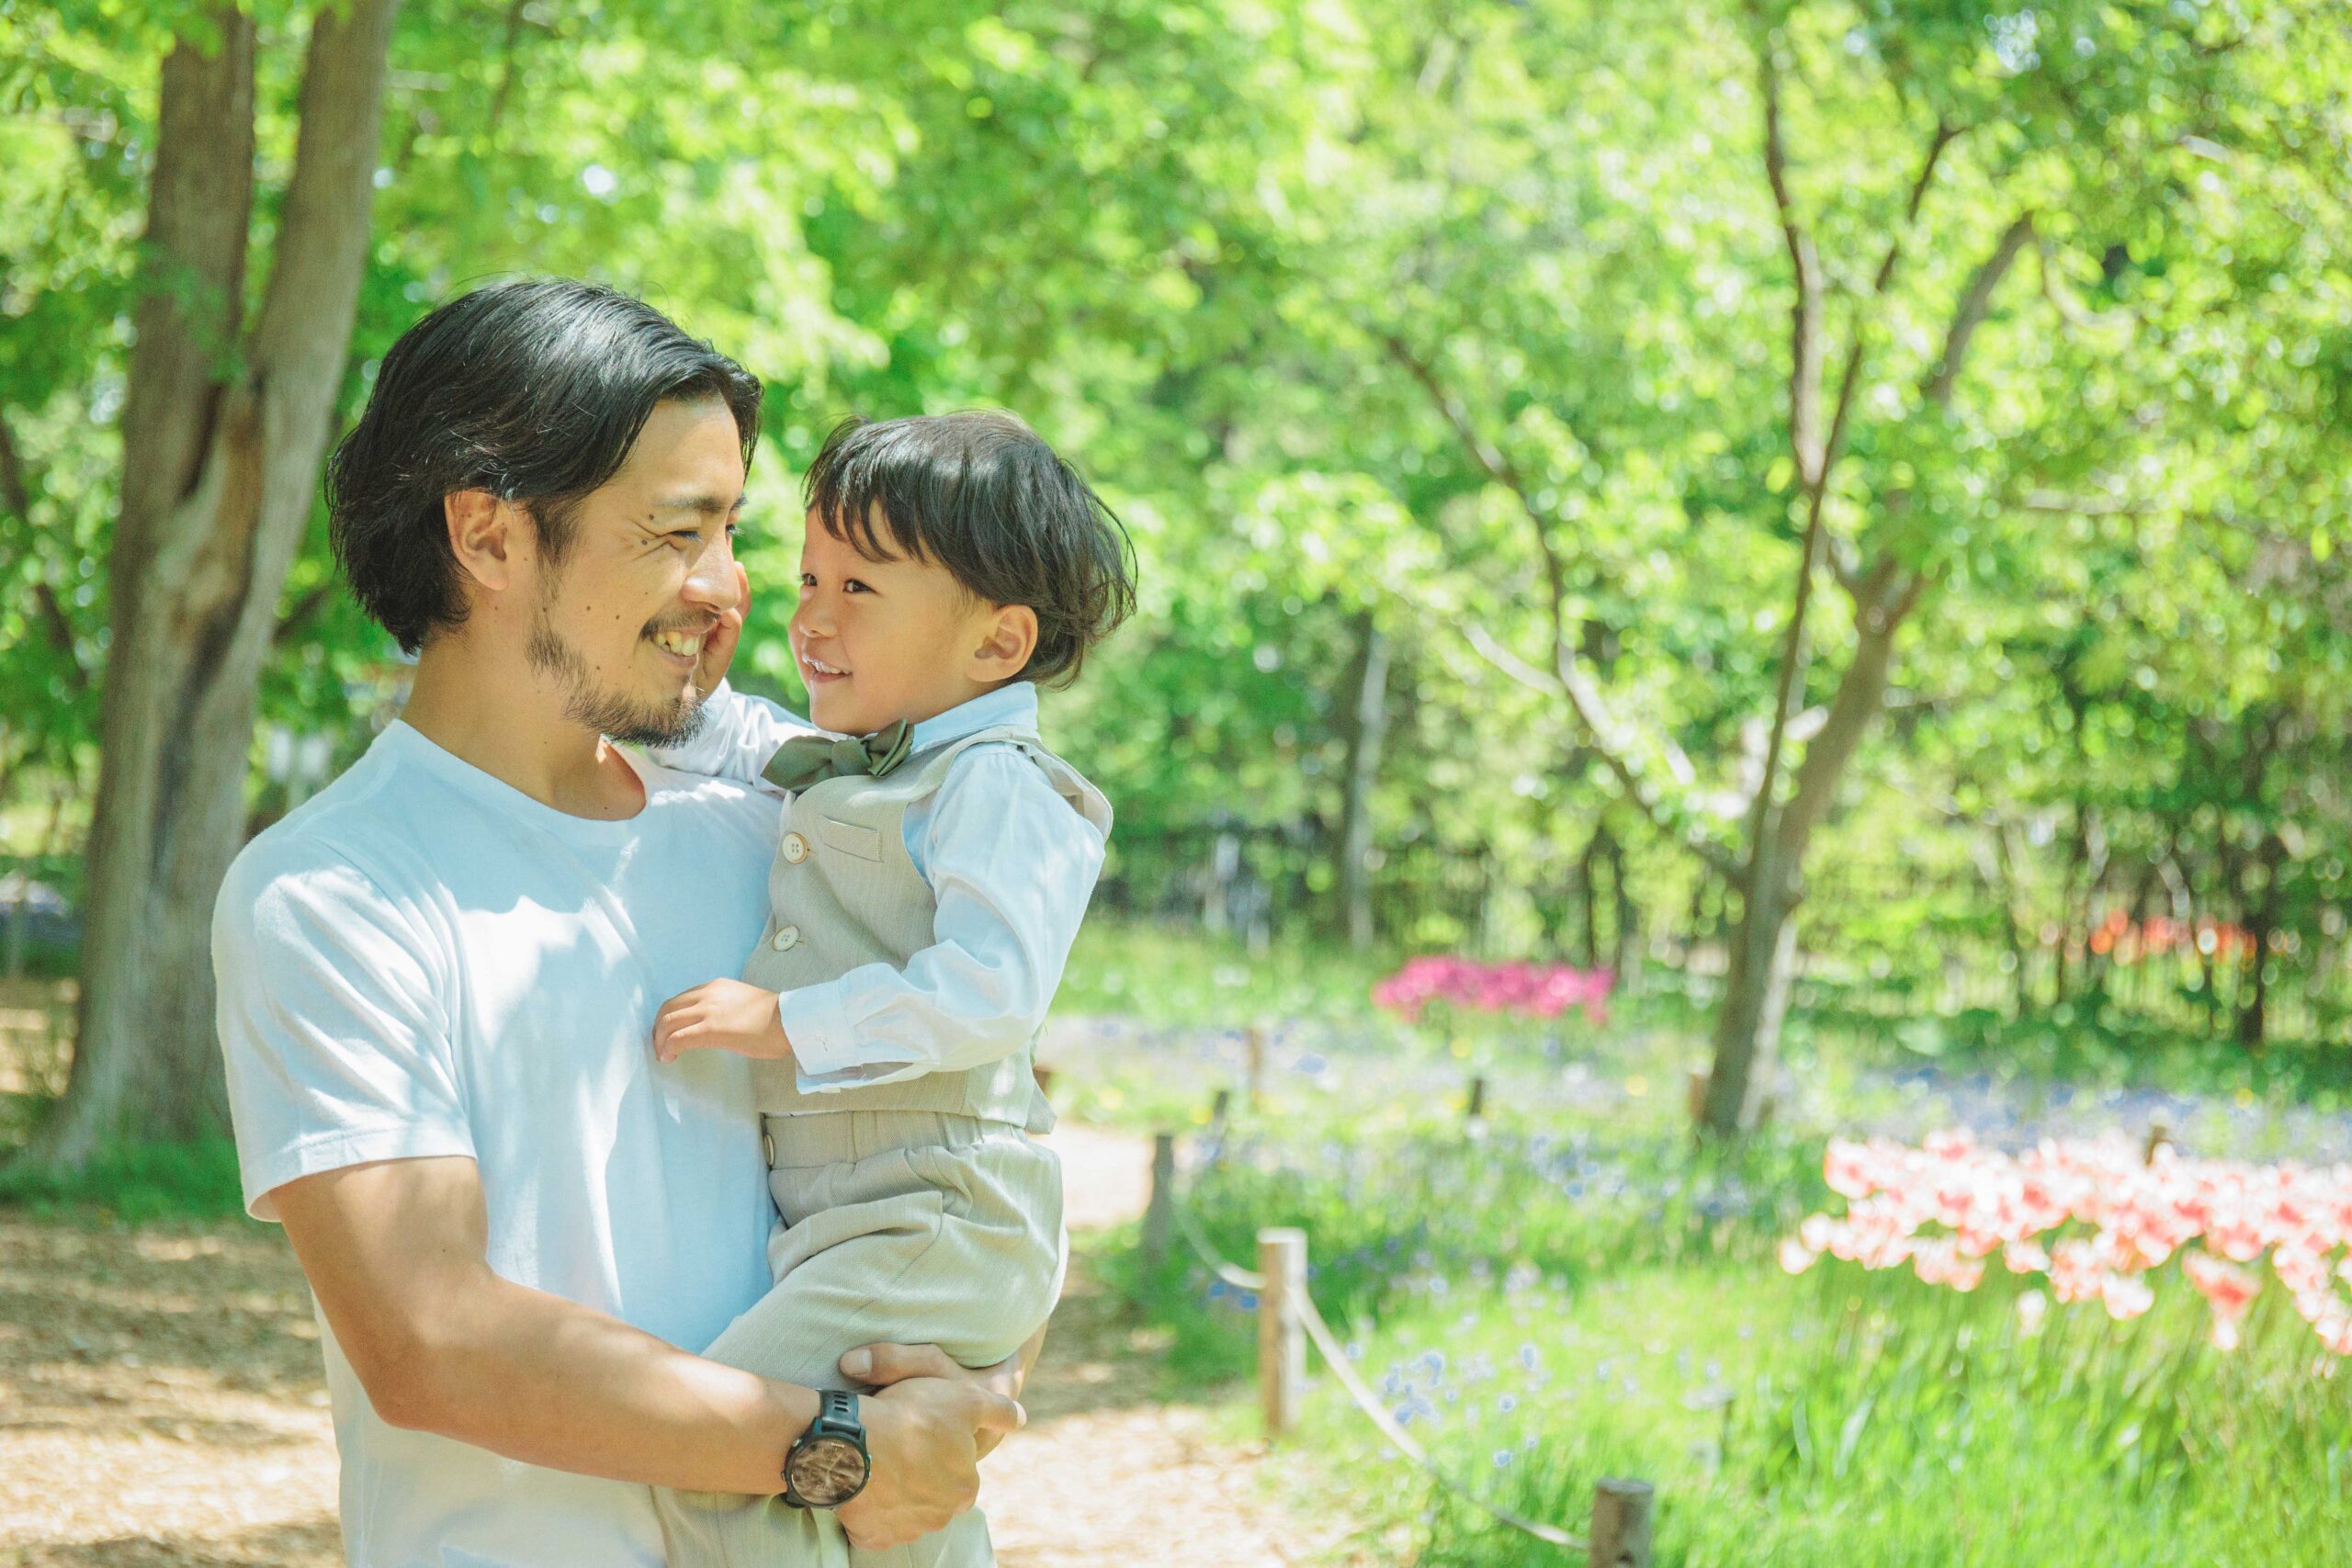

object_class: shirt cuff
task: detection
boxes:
[775,983,924,1094]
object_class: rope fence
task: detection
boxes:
[1139,1089,1658,1566]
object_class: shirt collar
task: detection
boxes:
[906,682,1038,755]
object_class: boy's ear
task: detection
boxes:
[968,604,1038,683]
[445,488,525,596]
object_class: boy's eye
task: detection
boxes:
[844,580,871,593]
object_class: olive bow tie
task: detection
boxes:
[762,721,914,792]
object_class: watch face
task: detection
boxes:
[786,1435,868,1507]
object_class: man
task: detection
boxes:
[213,278,1023,1567]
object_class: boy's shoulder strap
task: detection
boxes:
[905,724,1111,836]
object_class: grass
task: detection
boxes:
[1059,925,2352,1565]
[0,1135,247,1223]
[1116,1087,2352,1566]
[1057,917,1400,1027]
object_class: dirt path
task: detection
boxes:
[0,1126,1349,1567]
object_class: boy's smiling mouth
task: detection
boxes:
[801,652,850,683]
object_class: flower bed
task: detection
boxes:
[1372,956,1614,1024]
[1782,1129,2352,1355]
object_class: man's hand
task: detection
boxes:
[842,1329,1045,1461]
[652,978,791,1064]
[694,562,751,699]
[835,1376,1023,1551]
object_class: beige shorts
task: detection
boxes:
[652,1110,1066,1568]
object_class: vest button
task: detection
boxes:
[781,831,809,864]
[772,924,800,952]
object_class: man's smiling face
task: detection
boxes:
[526,397,746,746]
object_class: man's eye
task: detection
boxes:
[667,531,700,548]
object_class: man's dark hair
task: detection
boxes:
[804,412,1136,687]
[327,277,763,652]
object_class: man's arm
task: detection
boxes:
[272,1154,1019,1537]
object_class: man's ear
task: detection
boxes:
[967,604,1038,683]
[446,489,524,596]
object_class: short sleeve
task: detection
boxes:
[213,842,474,1222]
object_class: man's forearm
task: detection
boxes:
[390,1269,817,1493]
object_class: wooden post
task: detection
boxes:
[1209,1087,1233,1135]
[1245,1024,1267,1111]
[1464,1075,1487,1125]
[2143,1119,2173,1165]
[1589,1477,1655,1568]
[1142,1132,1177,1275]
[1257,1227,1306,1439]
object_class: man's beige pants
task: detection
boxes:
[653,1111,1065,1568]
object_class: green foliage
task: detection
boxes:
[6,0,2352,1051]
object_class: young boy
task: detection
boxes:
[647,411,1134,1568]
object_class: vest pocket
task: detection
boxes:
[820,817,884,861]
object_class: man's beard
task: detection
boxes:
[526,603,709,749]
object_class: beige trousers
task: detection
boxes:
[653,1111,1066,1568]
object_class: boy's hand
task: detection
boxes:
[693,562,752,698]
[651,978,791,1063]
[841,1338,1038,1460]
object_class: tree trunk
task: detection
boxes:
[1702,859,1798,1134]
[2235,831,2285,1051]
[1577,829,1604,971]
[1334,612,1391,950]
[24,0,401,1168]
[1702,573,1913,1137]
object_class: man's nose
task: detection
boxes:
[682,534,740,612]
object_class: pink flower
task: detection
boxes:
[1783,1130,2352,1357]
[2101,1272,2155,1321]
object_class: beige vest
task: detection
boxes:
[744,723,1097,1128]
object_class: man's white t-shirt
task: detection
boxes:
[214,720,780,1568]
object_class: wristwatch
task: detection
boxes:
[781,1390,870,1509]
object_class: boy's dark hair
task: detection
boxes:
[327,277,763,653]
[804,411,1136,687]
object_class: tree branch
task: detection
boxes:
[1,409,90,693]
[273,580,335,644]
[1819,119,1959,481]
[0,408,31,524]
[1380,331,1738,881]
[33,584,90,692]
[1465,624,1743,883]
[1756,21,1825,488]
[1774,565,1931,871]
[1923,212,2037,411]
[484,0,531,141]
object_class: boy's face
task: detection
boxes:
[789,505,1011,735]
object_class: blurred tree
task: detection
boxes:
[1224,0,2352,1131]
[17,0,400,1168]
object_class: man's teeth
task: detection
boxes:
[651,628,704,658]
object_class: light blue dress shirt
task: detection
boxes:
[655,682,1112,1092]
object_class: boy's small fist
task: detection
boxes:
[652,977,792,1063]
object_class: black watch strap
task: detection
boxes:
[781,1389,868,1509]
